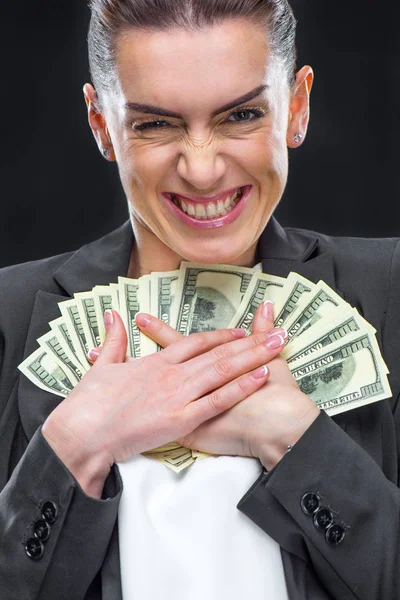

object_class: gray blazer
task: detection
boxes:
[1,218,400,600]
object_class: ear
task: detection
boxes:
[83,83,115,161]
[286,66,314,149]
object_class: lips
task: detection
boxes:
[169,187,244,220]
[162,185,252,230]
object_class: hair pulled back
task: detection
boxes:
[88,0,297,110]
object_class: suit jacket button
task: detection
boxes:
[25,537,44,560]
[300,492,321,515]
[33,518,51,542]
[313,507,334,530]
[41,501,58,525]
[326,523,346,546]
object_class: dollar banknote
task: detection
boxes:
[118,277,142,358]
[93,285,120,345]
[227,271,286,332]
[173,262,254,335]
[284,281,347,344]
[289,330,391,416]
[150,270,180,351]
[274,272,315,327]
[18,347,75,398]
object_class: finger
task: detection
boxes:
[135,312,183,348]
[185,363,271,429]
[183,333,286,400]
[161,327,247,364]
[252,300,275,334]
[88,346,102,363]
[183,327,287,375]
[94,309,128,366]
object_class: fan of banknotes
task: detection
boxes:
[19,262,391,472]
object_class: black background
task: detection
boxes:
[1,0,399,268]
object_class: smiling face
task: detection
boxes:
[84,18,313,273]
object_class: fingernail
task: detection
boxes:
[262,300,274,320]
[88,348,101,361]
[230,328,247,338]
[266,334,286,349]
[252,365,269,379]
[135,312,152,327]
[104,309,114,329]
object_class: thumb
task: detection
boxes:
[252,300,275,335]
[93,309,128,366]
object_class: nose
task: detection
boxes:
[176,142,226,191]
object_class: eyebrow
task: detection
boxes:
[123,84,269,119]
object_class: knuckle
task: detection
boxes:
[104,334,121,348]
[252,343,269,359]
[211,343,231,361]
[237,376,251,395]
[213,358,232,379]
[207,389,224,413]
[188,332,209,354]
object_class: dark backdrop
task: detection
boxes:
[1,0,399,268]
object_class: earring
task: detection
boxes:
[102,148,110,159]
[293,133,303,144]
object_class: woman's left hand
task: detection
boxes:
[91,301,320,470]
[176,301,320,470]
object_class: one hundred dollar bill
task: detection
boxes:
[274,272,315,327]
[49,316,89,373]
[173,262,254,335]
[227,271,286,332]
[93,284,120,344]
[150,270,180,351]
[58,299,91,369]
[283,307,374,363]
[74,292,101,351]
[284,281,347,344]
[37,330,83,384]
[118,277,142,358]
[289,330,392,416]
[18,347,75,398]
[138,275,158,356]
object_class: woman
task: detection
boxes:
[1,1,400,598]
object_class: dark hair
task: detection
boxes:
[88,0,297,110]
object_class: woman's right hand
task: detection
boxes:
[42,309,284,498]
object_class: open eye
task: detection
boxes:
[227,108,265,123]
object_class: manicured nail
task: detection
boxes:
[252,365,269,379]
[266,334,286,349]
[135,312,152,327]
[88,348,101,361]
[104,309,114,329]
[230,328,247,338]
[262,300,275,320]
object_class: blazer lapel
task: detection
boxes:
[258,218,338,292]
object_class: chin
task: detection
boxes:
[179,242,251,265]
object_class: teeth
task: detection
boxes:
[173,187,243,220]
[195,204,206,218]
[206,202,217,218]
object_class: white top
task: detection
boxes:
[117,454,289,600]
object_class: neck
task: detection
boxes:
[127,217,258,279]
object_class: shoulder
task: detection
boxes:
[0,252,73,304]
[0,252,73,337]
[286,225,399,265]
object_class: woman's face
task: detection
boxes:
[85,18,312,266]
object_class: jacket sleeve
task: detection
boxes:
[238,239,400,600]
[0,425,122,600]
